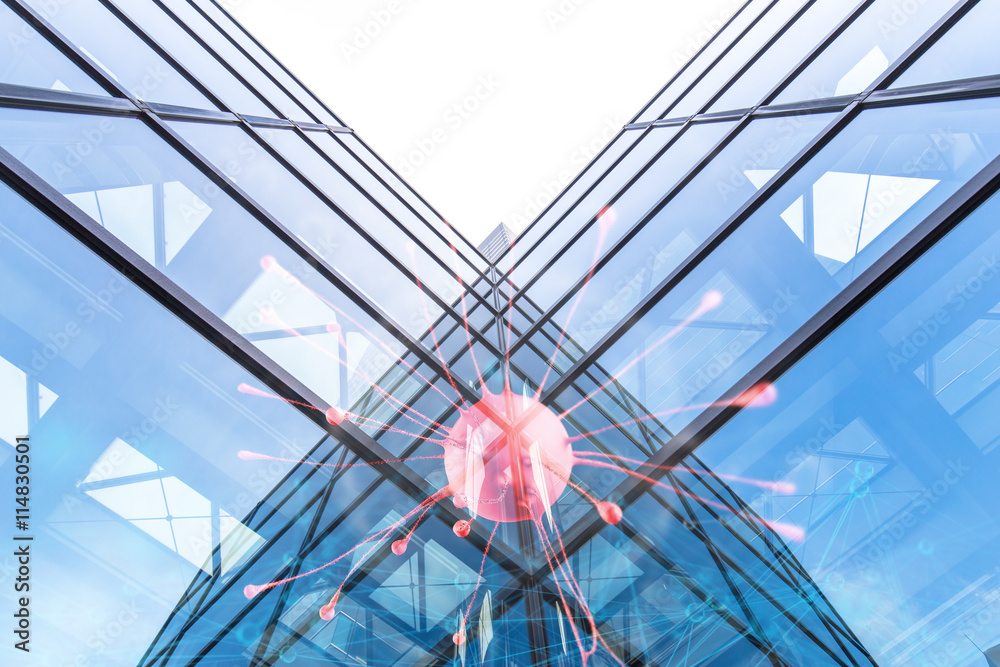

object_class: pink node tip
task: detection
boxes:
[391,539,408,556]
[769,481,796,495]
[326,407,347,426]
[452,494,467,509]
[453,520,471,538]
[237,383,254,394]
[701,290,724,311]
[597,206,617,230]
[597,501,623,525]
[768,521,806,543]
[453,632,466,646]
[326,322,342,335]
[739,382,778,408]
[244,584,264,599]
[260,255,278,271]
[319,593,339,621]
[405,240,417,256]
[238,450,264,461]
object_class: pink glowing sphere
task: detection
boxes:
[443,388,573,523]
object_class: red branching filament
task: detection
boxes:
[237,227,799,664]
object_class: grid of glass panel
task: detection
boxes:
[2,0,999,665]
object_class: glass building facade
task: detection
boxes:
[1,0,1000,665]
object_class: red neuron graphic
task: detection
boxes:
[236,208,800,665]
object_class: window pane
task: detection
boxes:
[0,178,322,667]
[167,120,459,330]
[510,125,682,291]
[0,2,108,95]
[109,0,274,116]
[890,0,1000,89]
[636,0,773,123]
[774,0,955,104]
[696,187,1000,667]
[21,0,217,109]
[668,0,810,119]
[563,97,1000,444]
[0,107,445,410]
[708,0,858,113]
[550,113,835,353]
[499,128,642,274]
[524,121,736,312]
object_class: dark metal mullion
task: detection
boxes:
[670,478,786,667]
[241,122,498,321]
[203,0,345,126]
[180,0,323,125]
[1,0,141,102]
[141,434,337,663]
[344,130,490,267]
[703,469,872,662]
[143,0,287,119]
[85,0,234,113]
[629,0,757,124]
[533,101,860,415]
[689,0,827,117]
[249,449,343,666]
[288,124,494,297]
[507,114,753,356]
[666,476,850,667]
[496,124,654,284]
[655,0,784,122]
[300,130,493,285]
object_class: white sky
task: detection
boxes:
[225,0,741,246]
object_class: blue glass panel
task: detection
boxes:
[0,178,322,667]
[524,120,736,312]
[549,113,834,355]
[567,97,1000,448]
[0,1,107,95]
[696,187,1000,666]
[21,0,217,109]
[891,0,1000,89]
[774,0,955,104]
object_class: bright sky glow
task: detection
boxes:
[226,0,740,245]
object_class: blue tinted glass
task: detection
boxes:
[564,97,1000,445]
[0,178,322,667]
[549,113,834,353]
[525,120,736,312]
[709,0,858,113]
[696,188,1000,666]
[21,0,217,109]
[0,2,108,95]
[891,0,1000,89]
[775,0,955,104]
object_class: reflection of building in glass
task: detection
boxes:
[2,0,1000,665]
